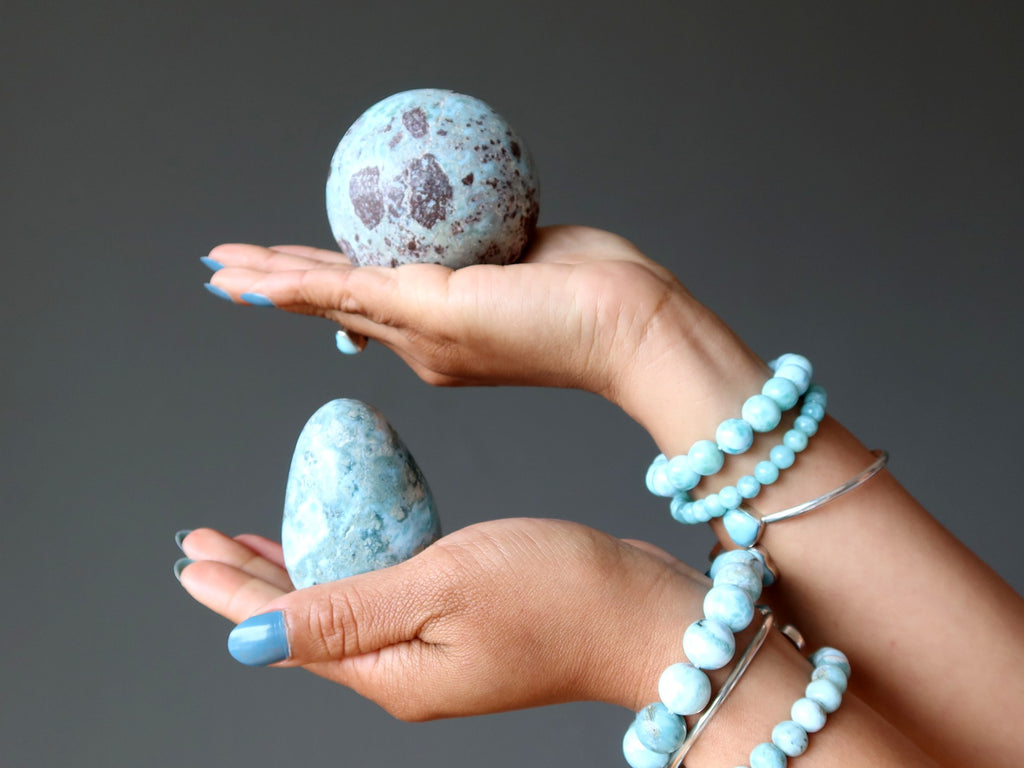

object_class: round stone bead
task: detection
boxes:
[754,460,780,485]
[646,462,676,497]
[718,485,742,510]
[683,618,735,670]
[704,493,726,518]
[810,647,851,677]
[774,363,810,395]
[741,395,783,432]
[670,495,694,524]
[793,414,819,436]
[761,376,800,410]
[736,475,761,499]
[774,353,813,376]
[805,678,843,713]
[659,662,712,716]
[749,741,788,768]
[703,584,755,631]
[804,383,827,407]
[634,703,686,754]
[667,455,700,492]
[717,418,755,455]
[790,697,827,733]
[782,429,808,453]
[708,549,764,580]
[812,664,849,693]
[769,444,795,469]
[723,509,762,548]
[690,499,711,523]
[771,720,808,757]
[801,401,825,422]
[713,562,762,601]
[688,440,725,476]
[622,723,671,768]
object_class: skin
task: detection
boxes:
[181,225,1024,766]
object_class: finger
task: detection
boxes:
[233,533,287,570]
[224,557,443,668]
[179,560,288,623]
[207,243,351,272]
[181,528,294,592]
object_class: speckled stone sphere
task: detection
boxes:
[281,399,441,588]
[326,89,540,269]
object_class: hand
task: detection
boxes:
[177,518,709,720]
[204,226,748,411]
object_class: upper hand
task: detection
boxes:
[177,518,708,720]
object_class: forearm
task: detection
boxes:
[616,309,1024,766]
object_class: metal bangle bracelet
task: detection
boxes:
[670,606,775,768]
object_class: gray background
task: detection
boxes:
[3,1,1021,766]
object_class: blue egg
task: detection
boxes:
[326,89,540,269]
[281,399,442,588]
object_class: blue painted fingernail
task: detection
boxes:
[200,256,224,271]
[204,283,233,302]
[174,529,192,552]
[228,611,289,666]
[240,292,275,307]
[335,329,362,355]
[173,557,194,582]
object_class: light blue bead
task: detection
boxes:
[774,363,810,395]
[691,499,711,523]
[634,703,686,754]
[646,462,676,497]
[716,418,754,455]
[741,395,782,433]
[723,509,762,548]
[736,475,761,499]
[703,584,755,631]
[622,723,671,768]
[801,401,825,422]
[805,678,843,713]
[754,460,779,485]
[774,353,813,376]
[749,742,787,768]
[670,495,696,524]
[683,618,735,670]
[704,493,726,518]
[708,549,762,580]
[719,485,742,509]
[790,697,827,733]
[659,662,711,716]
[809,647,851,677]
[782,429,808,453]
[761,377,800,410]
[769,444,795,469]
[667,455,701,492]
[688,439,725,476]
[771,721,808,757]
[713,562,762,601]
[804,383,827,406]
[793,414,819,436]
[812,664,849,693]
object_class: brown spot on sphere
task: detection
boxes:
[405,154,452,230]
[349,167,384,229]
[402,107,429,138]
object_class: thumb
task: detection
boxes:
[226,561,438,667]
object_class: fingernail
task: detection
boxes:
[173,557,194,582]
[204,283,233,302]
[200,256,224,271]
[228,611,289,666]
[335,329,363,355]
[240,292,275,307]
[174,529,192,552]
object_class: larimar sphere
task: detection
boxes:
[327,89,540,269]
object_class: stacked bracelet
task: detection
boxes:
[623,551,768,768]
[644,355,826,531]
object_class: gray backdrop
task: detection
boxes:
[3,2,1021,766]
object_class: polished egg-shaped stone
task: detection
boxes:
[282,399,441,588]
[326,88,540,269]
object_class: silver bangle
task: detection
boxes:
[670,606,775,768]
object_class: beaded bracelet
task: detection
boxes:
[723,450,889,547]
[622,551,768,768]
[737,646,851,768]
